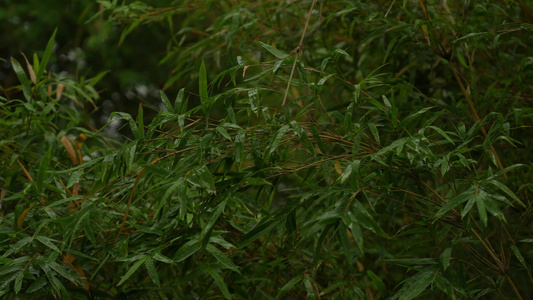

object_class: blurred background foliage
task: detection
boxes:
[1,0,533,299]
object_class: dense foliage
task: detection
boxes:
[1,0,533,299]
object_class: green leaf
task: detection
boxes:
[277,274,303,298]
[235,129,245,170]
[174,239,201,262]
[259,41,288,59]
[399,107,434,129]
[238,219,280,248]
[144,257,161,287]
[351,201,389,238]
[265,125,290,160]
[216,125,232,141]
[511,245,528,269]
[14,272,23,294]
[393,266,437,300]
[35,236,61,253]
[88,70,109,87]
[201,200,227,246]
[248,88,260,115]
[160,90,173,112]
[206,244,240,273]
[304,275,317,300]
[36,28,57,82]
[206,268,232,299]
[11,57,32,101]
[343,215,364,252]
[453,32,488,44]
[489,180,525,208]
[440,247,452,271]
[117,256,148,286]
[243,177,271,186]
[36,146,53,194]
[367,270,386,295]
[26,276,47,293]
[339,160,360,184]
[368,122,380,145]
[136,103,144,140]
[192,165,216,194]
[428,126,455,145]
[4,237,33,257]
[199,60,209,113]
[434,187,474,220]
[175,88,186,113]
[476,193,487,228]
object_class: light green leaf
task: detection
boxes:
[160,90,172,112]
[175,88,186,113]
[259,41,288,58]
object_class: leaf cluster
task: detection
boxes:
[1,1,533,299]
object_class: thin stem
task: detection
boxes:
[281,0,318,106]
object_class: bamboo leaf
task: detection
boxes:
[265,125,290,160]
[136,103,144,140]
[11,57,32,101]
[489,180,525,208]
[206,243,240,274]
[201,200,226,246]
[174,239,201,262]
[199,60,209,113]
[160,90,173,112]
[35,236,61,253]
[206,268,232,299]
[393,266,437,300]
[117,256,148,286]
[238,220,280,248]
[259,41,288,59]
[144,257,161,287]
[36,28,57,82]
